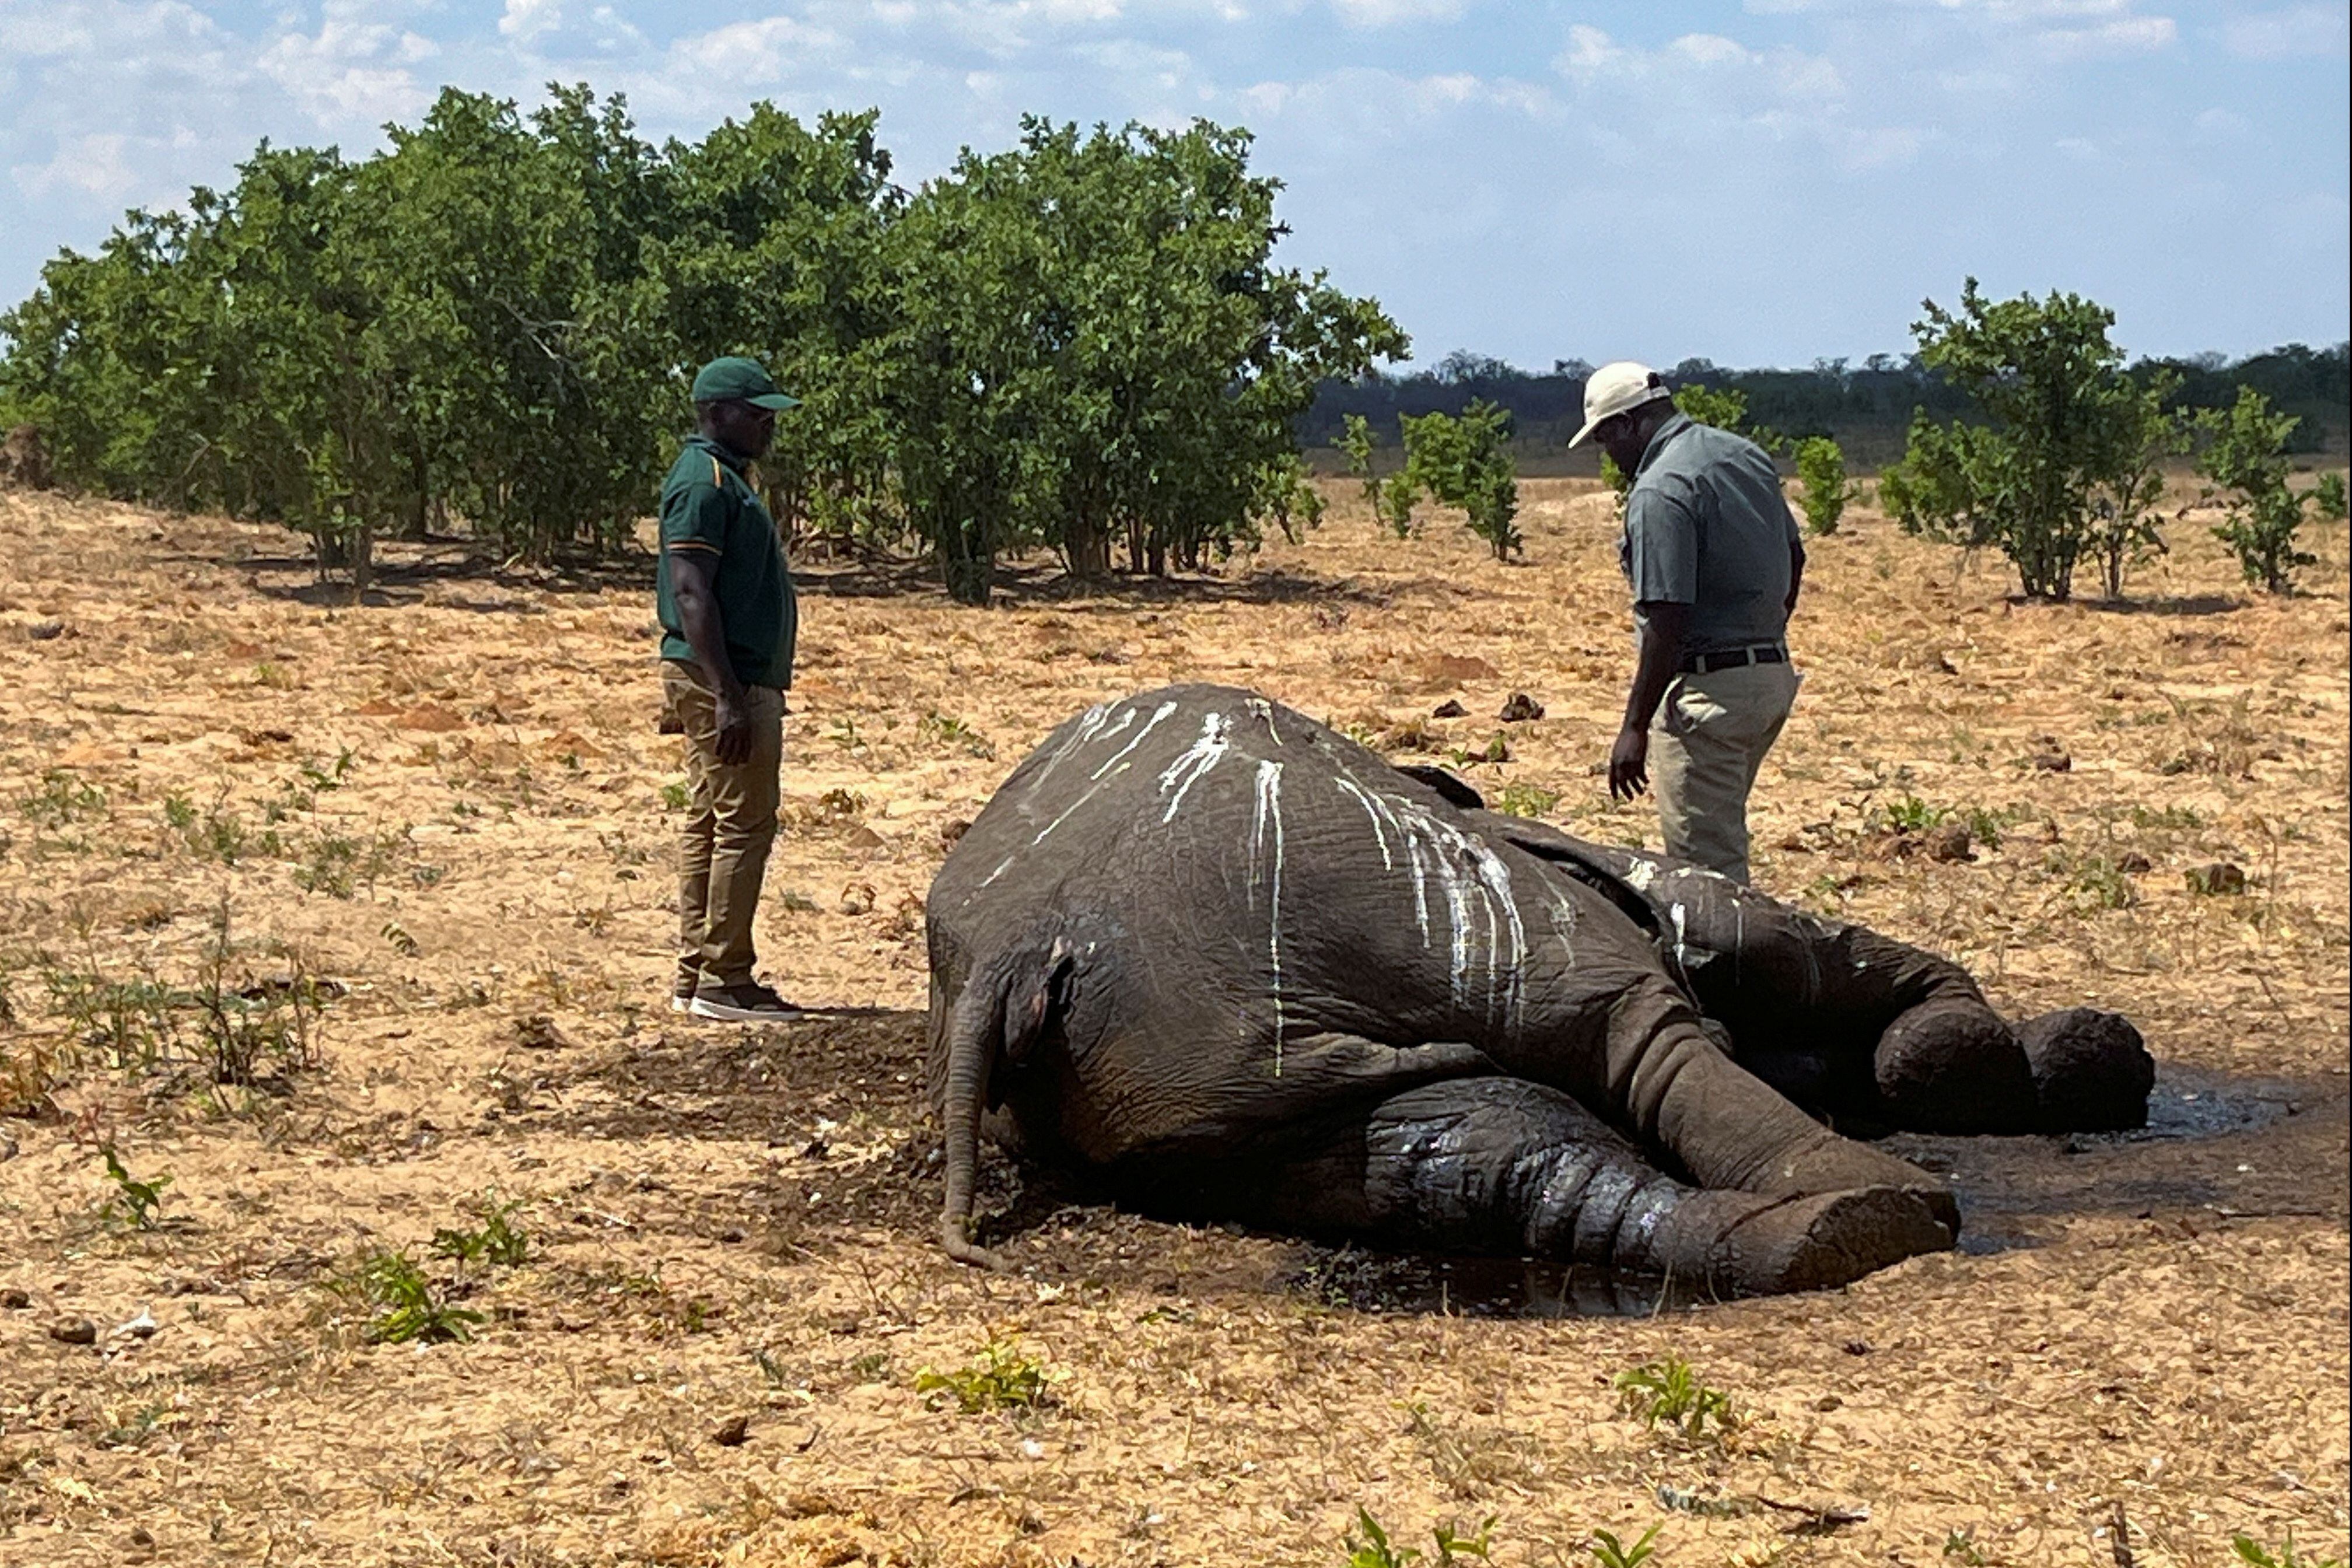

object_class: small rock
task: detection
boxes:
[838,882,876,916]
[26,620,64,642]
[2185,862,2246,897]
[712,1415,751,1447]
[843,825,887,850]
[1813,1394,1843,1412]
[513,1014,569,1051]
[1922,823,1975,863]
[2116,851,2152,874]
[940,817,972,847]
[718,1227,746,1244]
[112,1308,158,1339]
[48,1317,96,1345]
[1,1288,29,1309]
[1843,1339,1872,1356]
[1430,699,1468,719]
[1497,692,1545,723]
[0,1134,17,1161]
[2030,750,2072,772]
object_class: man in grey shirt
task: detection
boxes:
[1570,361,1805,884]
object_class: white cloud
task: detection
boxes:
[11,132,138,200]
[2221,5,2349,61]
[2033,15,2176,59]
[1330,0,1467,26]
[258,18,438,129]
[666,16,846,86]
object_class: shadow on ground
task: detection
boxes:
[541,1016,2350,1318]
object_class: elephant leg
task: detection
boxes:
[1872,998,2039,1132]
[2017,1008,2154,1131]
[1247,1078,1952,1298]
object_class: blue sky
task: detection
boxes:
[1,1,2344,369]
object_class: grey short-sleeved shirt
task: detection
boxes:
[1618,412,1800,653]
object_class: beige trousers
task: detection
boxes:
[1652,659,1799,886]
[663,660,785,990]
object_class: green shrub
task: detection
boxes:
[2199,387,2318,593]
[1794,435,1851,536]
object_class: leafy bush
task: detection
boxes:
[1879,279,2187,601]
[1794,436,1851,536]
[1401,401,1520,558]
[2198,387,2317,593]
[2312,470,2348,522]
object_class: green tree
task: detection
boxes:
[1792,436,1851,537]
[1671,382,1786,456]
[1878,279,2158,601]
[2309,468,2347,522]
[2085,368,2188,600]
[1402,401,1520,559]
[2196,386,2316,593]
[886,117,1402,602]
[1340,412,1381,507]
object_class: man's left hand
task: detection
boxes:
[1608,724,1650,802]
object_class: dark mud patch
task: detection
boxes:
[1883,1064,2350,1255]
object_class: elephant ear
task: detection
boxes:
[1392,764,1486,811]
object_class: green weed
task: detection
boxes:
[919,710,997,759]
[2049,848,2138,910]
[22,769,107,829]
[1944,1528,1987,1566]
[914,1336,1050,1413]
[430,1201,530,1268]
[292,826,407,898]
[100,1146,171,1230]
[1587,1524,1662,1568]
[330,1249,483,1345]
[2234,1531,2342,1568]
[1491,783,1560,818]
[1613,1356,1737,1442]
[659,780,690,811]
[1882,793,1951,834]
[1342,1508,1497,1567]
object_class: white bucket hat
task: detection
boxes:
[1568,360,1672,448]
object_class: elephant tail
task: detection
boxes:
[937,935,1072,1271]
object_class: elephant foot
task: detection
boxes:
[1874,999,2038,1132]
[2018,1008,2153,1131]
[1648,1186,1955,1297]
[1758,1132,1961,1237]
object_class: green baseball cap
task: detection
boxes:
[691,356,799,410]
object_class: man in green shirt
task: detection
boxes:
[1572,361,1806,886]
[658,356,803,1021]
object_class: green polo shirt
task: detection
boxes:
[656,435,796,690]
[1618,413,1800,655]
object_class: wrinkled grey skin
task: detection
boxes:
[926,684,2150,1297]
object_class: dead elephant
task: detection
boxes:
[926,684,2151,1297]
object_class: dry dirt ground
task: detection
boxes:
[0,477,2344,1568]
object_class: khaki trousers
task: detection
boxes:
[663,660,784,989]
[1652,659,1799,886]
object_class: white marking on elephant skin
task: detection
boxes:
[1671,903,1689,972]
[1248,697,1283,746]
[1027,702,1114,792]
[1250,760,1289,1074]
[1024,702,1175,851]
[1157,711,1233,822]
[1331,776,1395,871]
[1088,700,1177,780]
[1622,858,1658,892]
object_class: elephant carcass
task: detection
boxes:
[928,685,1975,1296]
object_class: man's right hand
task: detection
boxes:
[712,692,755,765]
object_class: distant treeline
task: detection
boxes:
[1306,343,2352,473]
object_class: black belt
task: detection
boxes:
[1677,642,1787,676]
